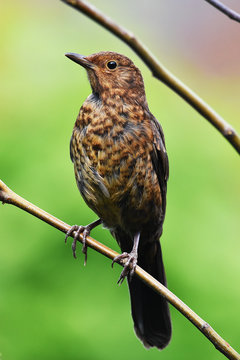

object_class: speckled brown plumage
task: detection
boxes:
[66,51,171,350]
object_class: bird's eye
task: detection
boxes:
[107,61,117,70]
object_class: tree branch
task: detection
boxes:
[0,179,239,360]
[60,0,240,154]
[205,0,240,22]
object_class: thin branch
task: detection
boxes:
[205,0,240,22]
[60,0,240,154]
[0,179,239,360]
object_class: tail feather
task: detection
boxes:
[128,241,171,349]
[114,229,171,349]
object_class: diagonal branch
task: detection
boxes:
[61,0,240,154]
[0,179,239,360]
[205,0,240,22]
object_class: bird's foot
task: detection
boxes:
[112,251,138,284]
[65,219,101,265]
[65,225,90,264]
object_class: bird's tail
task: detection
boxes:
[115,230,172,349]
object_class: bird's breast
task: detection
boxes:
[71,100,162,231]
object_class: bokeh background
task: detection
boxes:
[0,1,239,359]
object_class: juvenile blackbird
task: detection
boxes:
[65,51,171,349]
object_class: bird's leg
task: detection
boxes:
[65,218,102,264]
[112,232,140,284]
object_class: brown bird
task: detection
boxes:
[65,51,171,349]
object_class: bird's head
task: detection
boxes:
[65,51,146,103]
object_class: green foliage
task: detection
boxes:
[0,2,239,359]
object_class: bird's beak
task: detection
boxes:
[65,53,94,69]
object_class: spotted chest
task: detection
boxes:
[70,98,162,231]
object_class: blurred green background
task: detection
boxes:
[0,1,239,359]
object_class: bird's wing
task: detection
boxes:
[70,134,74,162]
[150,116,169,215]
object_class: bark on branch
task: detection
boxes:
[205,0,240,22]
[61,0,240,154]
[0,179,239,360]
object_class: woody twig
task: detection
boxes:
[61,0,240,153]
[0,179,239,360]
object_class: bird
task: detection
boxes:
[65,51,171,349]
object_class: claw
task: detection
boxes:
[112,251,138,284]
[112,252,129,268]
[65,225,85,259]
[112,232,140,284]
[82,228,90,266]
[71,237,77,259]
[65,219,101,263]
